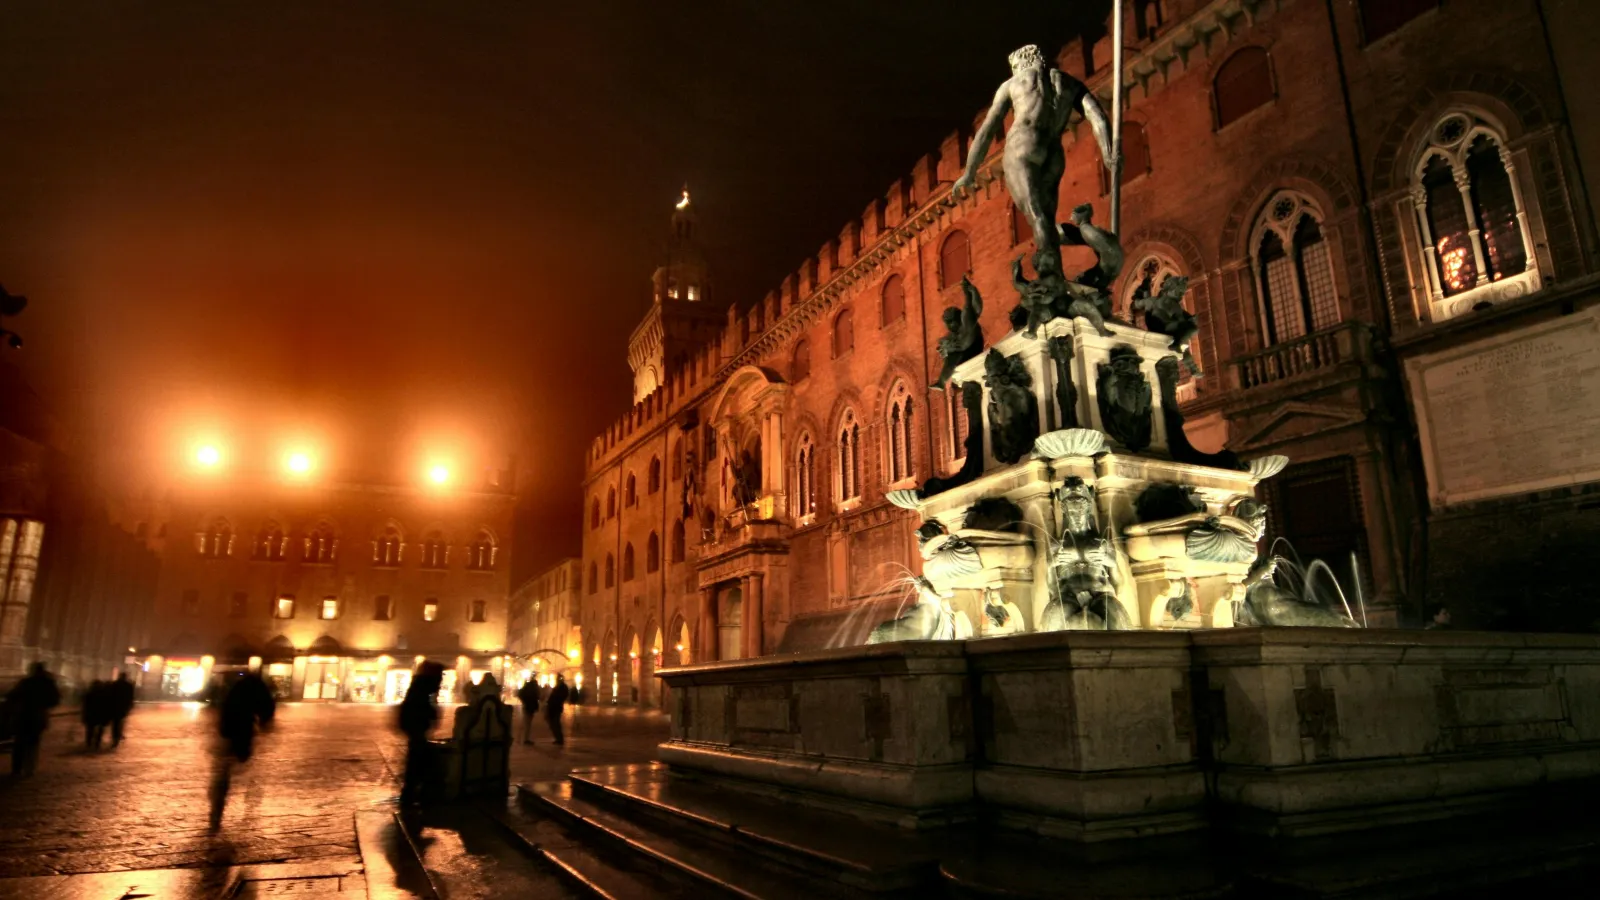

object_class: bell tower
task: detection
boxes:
[627,187,726,403]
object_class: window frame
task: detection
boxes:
[1212,45,1277,131]
[1248,190,1343,346]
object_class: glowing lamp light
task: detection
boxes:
[428,465,450,485]
[196,445,221,467]
[609,654,618,662]
[286,452,313,475]
[676,188,691,210]
[567,649,580,661]
[675,643,684,652]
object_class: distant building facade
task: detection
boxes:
[581,0,1600,703]
[506,557,582,689]
[138,472,516,703]
[0,361,158,693]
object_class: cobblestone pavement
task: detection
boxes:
[0,701,669,886]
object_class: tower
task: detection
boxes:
[627,187,725,403]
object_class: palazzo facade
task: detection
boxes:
[582,0,1600,703]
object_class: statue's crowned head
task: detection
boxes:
[1231,497,1269,538]
[1008,44,1048,72]
[1058,476,1097,525]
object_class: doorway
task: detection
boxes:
[1262,456,1370,608]
[302,658,341,700]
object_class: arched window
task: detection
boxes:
[832,309,854,358]
[590,498,600,529]
[1214,47,1274,129]
[604,554,615,588]
[468,530,496,570]
[880,275,905,326]
[1411,111,1535,312]
[623,543,636,581]
[625,474,637,506]
[794,432,816,519]
[670,438,683,481]
[1251,191,1341,344]
[939,230,971,288]
[792,338,811,381]
[671,519,686,562]
[1102,121,1151,193]
[837,411,861,503]
[606,487,616,518]
[647,532,660,573]
[254,521,285,561]
[421,530,448,569]
[886,382,915,483]
[304,522,336,564]
[375,526,403,567]
[588,561,598,594]
[648,457,662,494]
[200,518,233,559]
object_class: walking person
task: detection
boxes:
[82,680,109,750]
[107,671,135,748]
[208,670,276,831]
[545,674,569,746]
[398,661,445,807]
[516,678,540,744]
[5,662,61,777]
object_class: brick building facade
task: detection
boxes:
[581,0,1600,703]
[138,472,516,703]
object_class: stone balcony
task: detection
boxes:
[1227,320,1377,393]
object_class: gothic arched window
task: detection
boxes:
[671,519,686,562]
[1102,121,1151,194]
[606,487,616,518]
[304,521,337,564]
[837,411,861,504]
[590,498,600,529]
[647,532,660,573]
[421,530,448,569]
[832,309,854,358]
[625,473,637,506]
[881,275,905,326]
[468,530,496,571]
[648,457,662,494]
[604,554,615,588]
[792,338,811,381]
[1214,46,1274,129]
[886,382,915,484]
[671,438,683,481]
[794,432,816,519]
[1251,191,1341,344]
[1411,111,1535,314]
[375,525,403,567]
[939,230,971,288]
[254,521,285,561]
[623,543,636,581]
[201,518,233,559]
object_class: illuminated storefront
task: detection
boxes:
[135,650,508,704]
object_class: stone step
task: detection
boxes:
[354,810,436,900]
[563,763,940,894]
[489,789,694,900]
[521,781,820,900]
[392,803,585,900]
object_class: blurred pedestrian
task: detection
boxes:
[474,672,501,703]
[208,671,276,830]
[107,672,135,748]
[81,680,110,750]
[516,678,539,744]
[6,662,60,776]
[545,674,569,746]
[398,661,445,807]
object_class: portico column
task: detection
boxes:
[743,574,765,658]
[698,587,717,662]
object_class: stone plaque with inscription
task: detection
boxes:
[1406,307,1600,508]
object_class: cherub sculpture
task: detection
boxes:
[931,276,985,390]
[1132,274,1202,377]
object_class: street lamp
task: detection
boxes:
[195,445,221,468]
[286,452,313,475]
[428,464,450,485]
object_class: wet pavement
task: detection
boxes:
[0,701,670,898]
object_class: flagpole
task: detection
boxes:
[1110,0,1125,235]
